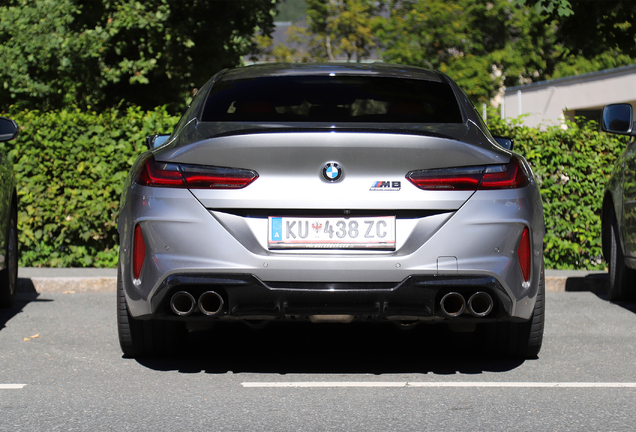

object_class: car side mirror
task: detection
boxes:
[493,136,514,151]
[145,134,171,149]
[0,117,18,142]
[602,104,634,135]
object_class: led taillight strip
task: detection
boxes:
[406,156,530,191]
[180,165,259,189]
[134,155,259,189]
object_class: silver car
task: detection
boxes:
[117,63,545,359]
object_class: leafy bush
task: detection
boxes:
[0,107,629,269]
[488,115,630,270]
[0,107,178,267]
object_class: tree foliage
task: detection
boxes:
[0,0,277,112]
[306,0,381,62]
[258,0,380,62]
[554,1,636,58]
[513,0,573,17]
[264,0,636,105]
[375,0,636,104]
[375,0,553,103]
[275,0,308,22]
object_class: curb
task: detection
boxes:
[21,277,117,293]
[18,268,117,294]
[16,268,609,294]
[545,270,607,293]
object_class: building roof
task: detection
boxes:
[505,63,636,94]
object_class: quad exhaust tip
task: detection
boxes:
[169,289,492,320]
[440,292,466,317]
[170,291,196,316]
[198,291,225,316]
[440,291,494,318]
[467,292,493,317]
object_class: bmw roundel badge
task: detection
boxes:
[322,162,342,182]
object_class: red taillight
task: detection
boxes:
[480,157,530,189]
[180,165,259,189]
[136,156,184,187]
[406,166,484,190]
[406,156,530,191]
[134,155,258,189]
[518,227,531,282]
[133,224,146,280]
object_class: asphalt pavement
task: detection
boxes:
[1,289,635,431]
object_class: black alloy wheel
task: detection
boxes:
[479,262,545,359]
[117,264,186,358]
[608,212,635,302]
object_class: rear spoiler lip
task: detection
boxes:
[202,126,460,141]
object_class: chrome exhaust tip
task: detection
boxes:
[467,292,493,317]
[440,292,466,317]
[170,291,196,316]
[198,291,225,316]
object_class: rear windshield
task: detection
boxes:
[200,76,463,124]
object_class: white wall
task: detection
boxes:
[503,65,636,129]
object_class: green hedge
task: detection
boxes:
[1,107,178,267]
[487,115,630,270]
[0,108,630,269]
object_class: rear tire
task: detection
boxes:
[482,263,545,359]
[0,204,18,309]
[608,213,634,301]
[509,264,545,359]
[117,266,186,358]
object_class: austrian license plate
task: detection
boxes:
[268,216,396,249]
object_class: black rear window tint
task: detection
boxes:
[201,76,463,123]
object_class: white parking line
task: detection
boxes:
[0,384,26,389]
[241,382,636,388]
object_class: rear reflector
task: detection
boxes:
[406,156,530,191]
[133,224,146,280]
[135,154,258,189]
[518,227,531,282]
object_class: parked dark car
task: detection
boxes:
[601,103,636,301]
[0,117,19,308]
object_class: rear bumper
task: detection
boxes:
[118,179,545,323]
[139,272,518,323]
